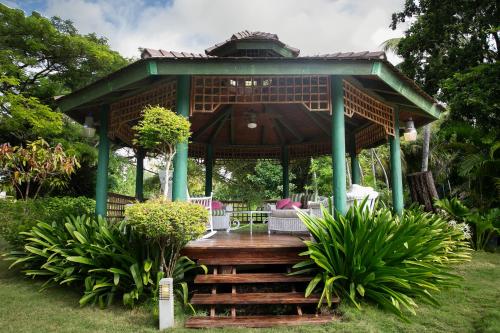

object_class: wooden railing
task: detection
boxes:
[107,192,135,220]
[105,193,277,224]
[221,200,277,224]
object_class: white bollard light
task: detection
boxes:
[159,277,174,330]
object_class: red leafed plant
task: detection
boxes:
[0,138,79,200]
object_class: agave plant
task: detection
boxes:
[292,201,470,319]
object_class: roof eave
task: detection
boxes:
[57,57,442,120]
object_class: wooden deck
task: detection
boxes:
[182,231,339,328]
[184,232,309,250]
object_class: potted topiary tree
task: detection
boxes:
[133,105,190,198]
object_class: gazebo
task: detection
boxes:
[59,30,442,218]
[58,30,443,328]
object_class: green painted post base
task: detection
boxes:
[331,76,347,215]
[351,154,361,185]
[172,75,190,201]
[390,107,404,215]
[95,105,110,217]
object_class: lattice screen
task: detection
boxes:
[109,80,177,146]
[343,80,395,136]
[191,76,330,114]
[355,123,388,153]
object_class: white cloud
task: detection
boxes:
[42,0,406,63]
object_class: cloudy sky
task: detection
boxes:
[8,0,407,63]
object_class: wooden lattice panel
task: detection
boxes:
[289,142,331,159]
[355,123,387,153]
[109,80,177,145]
[191,76,330,114]
[343,80,395,136]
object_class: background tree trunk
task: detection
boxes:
[421,124,431,172]
[407,171,439,211]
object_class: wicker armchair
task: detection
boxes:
[267,208,311,234]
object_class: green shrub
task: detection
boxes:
[7,215,156,307]
[293,202,471,319]
[6,214,204,310]
[125,198,207,277]
[435,197,500,250]
[0,196,95,247]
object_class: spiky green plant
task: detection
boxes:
[292,202,471,319]
[5,215,206,309]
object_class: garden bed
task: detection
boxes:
[1,237,498,333]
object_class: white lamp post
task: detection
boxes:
[159,277,174,329]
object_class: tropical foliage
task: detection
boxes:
[124,199,207,277]
[435,197,500,251]
[6,215,156,307]
[0,139,79,199]
[0,196,95,248]
[293,202,471,319]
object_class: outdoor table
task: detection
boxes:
[231,210,271,235]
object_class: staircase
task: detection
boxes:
[182,234,339,328]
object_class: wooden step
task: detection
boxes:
[195,273,311,284]
[191,292,338,305]
[185,314,336,328]
[197,255,302,265]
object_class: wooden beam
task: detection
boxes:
[298,106,330,137]
[192,106,231,140]
[372,62,441,119]
[209,111,230,143]
[275,118,303,143]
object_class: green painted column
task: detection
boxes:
[331,76,347,215]
[95,105,110,217]
[281,146,290,198]
[172,75,190,201]
[135,149,145,202]
[390,107,404,215]
[205,144,213,196]
[350,135,361,185]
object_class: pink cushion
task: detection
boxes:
[211,201,224,210]
[276,198,291,210]
[284,201,302,209]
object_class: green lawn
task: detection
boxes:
[1,241,499,333]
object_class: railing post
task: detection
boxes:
[95,105,110,217]
[331,76,347,215]
[172,75,190,201]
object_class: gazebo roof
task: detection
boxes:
[205,30,300,57]
[58,31,443,160]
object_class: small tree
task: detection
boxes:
[133,106,190,198]
[125,198,207,277]
[0,138,79,199]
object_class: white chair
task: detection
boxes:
[267,208,312,234]
[188,195,216,239]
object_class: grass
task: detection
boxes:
[1,237,499,332]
